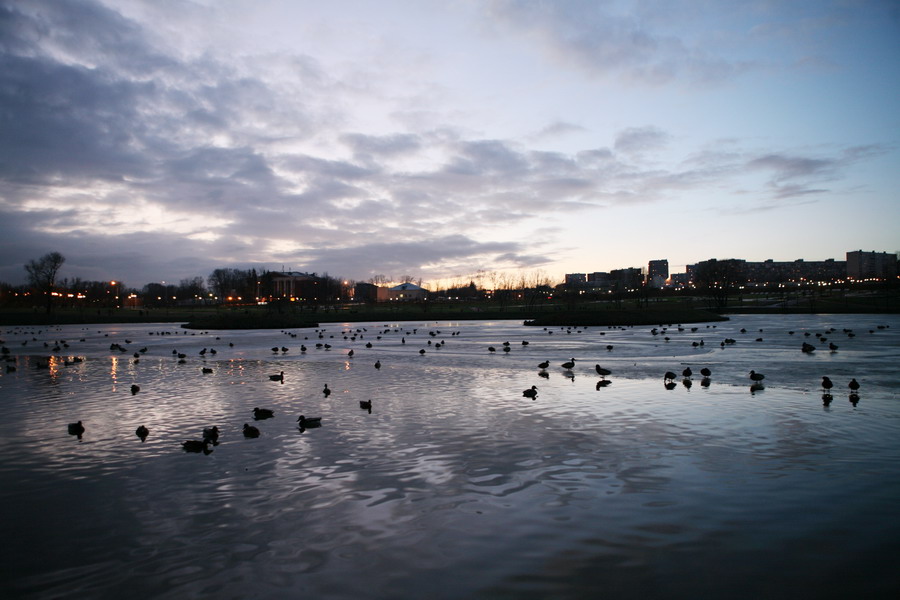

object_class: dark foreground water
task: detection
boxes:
[1,314,898,599]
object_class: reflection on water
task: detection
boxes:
[1,315,899,598]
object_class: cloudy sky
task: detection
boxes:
[1,0,898,288]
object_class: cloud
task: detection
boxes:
[614,126,670,155]
[484,0,758,86]
[0,1,891,286]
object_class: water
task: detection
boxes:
[1,315,898,599]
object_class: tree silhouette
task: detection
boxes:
[25,252,65,314]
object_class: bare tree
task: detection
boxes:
[25,252,65,314]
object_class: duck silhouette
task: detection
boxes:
[297,415,322,428]
[182,439,212,453]
[522,385,538,399]
[68,420,85,439]
[253,407,274,420]
[135,425,149,441]
[243,423,260,438]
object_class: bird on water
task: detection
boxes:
[522,385,538,399]
[561,358,576,370]
[297,415,322,428]
[182,439,212,453]
[135,425,149,441]
[253,407,274,420]
[68,420,85,439]
[243,423,260,438]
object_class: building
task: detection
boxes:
[647,259,669,288]
[377,282,428,302]
[270,272,321,300]
[847,250,898,279]
[564,273,587,286]
[354,282,378,303]
[609,268,643,290]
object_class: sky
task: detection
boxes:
[1,0,898,289]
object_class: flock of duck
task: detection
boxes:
[3,319,891,450]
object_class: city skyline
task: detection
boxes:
[1,1,898,286]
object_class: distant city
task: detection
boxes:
[564,249,899,292]
[3,249,897,310]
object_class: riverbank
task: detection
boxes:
[1,302,728,329]
[2,291,896,329]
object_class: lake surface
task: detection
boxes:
[1,314,899,599]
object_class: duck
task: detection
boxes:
[848,378,860,392]
[821,376,834,391]
[700,367,712,378]
[68,420,85,437]
[201,367,213,374]
[242,423,261,438]
[359,399,372,410]
[374,360,381,369]
[202,426,219,443]
[537,360,550,369]
[269,371,284,382]
[182,439,212,453]
[322,384,331,397]
[135,425,149,441]
[522,385,538,399]
[253,407,274,420]
[664,371,677,382]
[297,415,322,428]
[561,358,576,370]
[595,365,611,379]
[130,384,140,395]
[682,367,692,378]
[749,370,765,383]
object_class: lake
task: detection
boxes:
[1,314,898,599]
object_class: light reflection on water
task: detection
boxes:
[1,315,899,598]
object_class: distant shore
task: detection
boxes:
[1,293,897,329]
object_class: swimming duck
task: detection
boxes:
[322,384,331,397]
[561,358,576,370]
[253,407,274,420]
[68,420,85,438]
[243,423,260,438]
[202,426,219,443]
[664,371,677,382]
[749,370,765,383]
[359,399,372,410]
[595,365,611,379]
[821,376,834,391]
[297,415,322,428]
[848,378,860,392]
[269,371,284,382]
[135,425,149,441]
[537,361,550,369]
[182,439,212,453]
[522,385,538,399]
[130,384,140,395]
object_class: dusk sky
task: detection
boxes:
[1,0,898,288]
